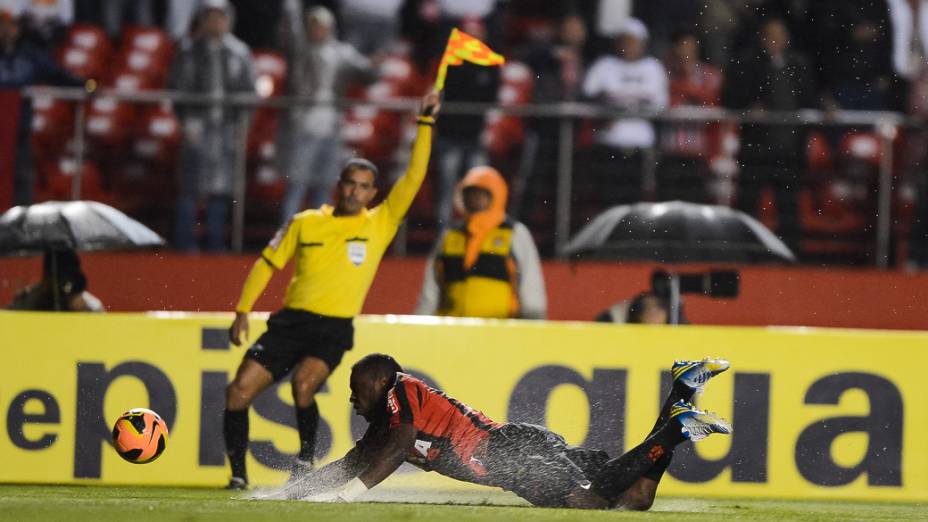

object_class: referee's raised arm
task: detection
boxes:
[382,91,442,223]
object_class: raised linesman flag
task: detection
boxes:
[434,28,505,91]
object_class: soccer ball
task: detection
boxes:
[111,408,169,464]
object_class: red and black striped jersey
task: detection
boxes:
[361,373,503,483]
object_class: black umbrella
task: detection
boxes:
[1,201,164,310]
[563,201,796,264]
[0,200,164,256]
[565,201,796,324]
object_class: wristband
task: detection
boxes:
[336,477,368,502]
[416,115,435,126]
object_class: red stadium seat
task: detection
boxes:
[66,24,111,55]
[58,46,108,81]
[378,54,426,97]
[500,61,533,101]
[112,71,154,92]
[122,26,171,58]
[484,61,533,160]
[247,51,287,160]
[85,95,137,148]
[31,94,74,154]
[115,26,174,88]
[56,25,112,82]
[841,131,882,166]
[38,157,109,203]
[806,131,833,172]
[133,104,180,164]
[252,50,287,97]
[341,81,403,161]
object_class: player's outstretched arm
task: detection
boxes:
[229,258,275,346]
[382,92,442,223]
[354,424,417,491]
[283,447,366,500]
[293,425,414,502]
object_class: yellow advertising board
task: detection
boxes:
[1,311,927,501]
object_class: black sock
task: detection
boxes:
[649,378,696,437]
[296,403,319,463]
[642,450,674,483]
[592,422,686,501]
[223,408,249,480]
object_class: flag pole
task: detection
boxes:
[434,29,459,92]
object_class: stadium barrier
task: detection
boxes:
[20,86,908,265]
[4,253,928,329]
[2,311,926,501]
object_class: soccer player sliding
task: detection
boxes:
[280,354,732,510]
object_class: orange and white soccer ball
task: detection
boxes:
[111,408,169,464]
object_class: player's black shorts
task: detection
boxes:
[244,308,353,381]
[484,423,610,507]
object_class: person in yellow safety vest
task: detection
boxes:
[416,166,547,319]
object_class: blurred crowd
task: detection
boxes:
[2,0,928,267]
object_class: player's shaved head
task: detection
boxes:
[352,353,403,382]
[350,354,404,421]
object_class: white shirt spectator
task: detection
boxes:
[437,0,496,19]
[167,0,198,39]
[22,0,73,26]
[342,0,403,18]
[583,55,669,148]
[887,0,928,79]
[596,0,633,37]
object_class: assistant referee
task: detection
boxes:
[223,92,441,490]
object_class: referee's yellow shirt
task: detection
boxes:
[259,124,432,318]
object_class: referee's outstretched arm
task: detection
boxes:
[382,91,442,224]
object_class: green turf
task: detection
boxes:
[0,485,924,522]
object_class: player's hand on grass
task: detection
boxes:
[420,91,441,118]
[229,312,249,346]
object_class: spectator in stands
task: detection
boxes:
[722,17,816,253]
[100,0,155,39]
[436,0,500,53]
[657,30,722,203]
[635,0,703,62]
[697,0,738,66]
[7,249,104,312]
[0,5,83,206]
[166,0,199,40]
[514,14,588,234]
[403,0,502,71]
[277,4,377,224]
[432,18,500,228]
[811,1,893,112]
[416,166,546,319]
[594,291,678,324]
[228,0,283,49]
[19,0,72,47]
[886,0,927,83]
[582,18,669,210]
[340,0,404,55]
[584,0,633,57]
[168,0,255,251]
[887,0,928,269]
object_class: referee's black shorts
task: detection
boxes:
[244,308,353,381]
[484,423,610,507]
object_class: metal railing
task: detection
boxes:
[21,86,913,266]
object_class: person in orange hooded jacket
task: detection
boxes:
[416,166,546,319]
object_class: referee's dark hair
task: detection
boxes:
[340,158,379,180]
[352,353,404,381]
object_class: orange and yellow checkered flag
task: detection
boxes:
[434,28,505,91]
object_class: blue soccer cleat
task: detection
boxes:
[671,357,730,393]
[670,401,732,441]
